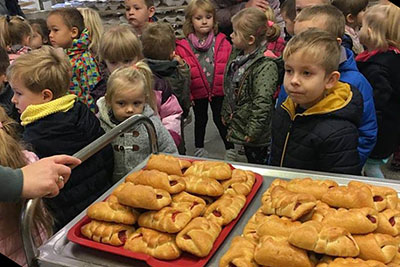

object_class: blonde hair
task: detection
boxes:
[99,25,143,63]
[0,106,53,239]
[283,28,341,74]
[359,3,400,51]
[183,0,218,37]
[231,7,280,47]
[106,61,157,113]
[78,8,104,57]
[141,22,176,60]
[264,6,282,43]
[7,46,71,98]
[0,15,33,49]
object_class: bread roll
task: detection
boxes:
[286,178,338,200]
[183,175,224,197]
[261,185,316,221]
[184,161,232,180]
[146,154,191,176]
[349,181,398,211]
[171,191,206,218]
[353,233,397,263]
[81,220,135,246]
[288,220,359,257]
[375,209,400,236]
[204,193,246,226]
[219,236,258,267]
[321,185,374,209]
[124,227,181,260]
[222,169,256,196]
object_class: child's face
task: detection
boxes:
[282,11,295,36]
[125,0,155,32]
[47,14,77,49]
[30,30,44,50]
[191,8,214,38]
[105,59,135,74]
[10,78,48,114]
[284,50,337,109]
[230,25,247,51]
[110,86,146,122]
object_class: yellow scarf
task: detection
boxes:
[21,95,77,126]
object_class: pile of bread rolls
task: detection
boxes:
[220,178,400,267]
[80,154,256,260]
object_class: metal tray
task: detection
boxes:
[36,158,400,267]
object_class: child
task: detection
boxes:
[77,7,104,59]
[277,4,377,167]
[356,3,400,178]
[280,0,295,42]
[7,46,113,231]
[0,106,51,267]
[97,61,178,183]
[29,18,49,49]
[98,25,183,148]
[141,22,190,153]
[47,8,101,113]
[124,0,156,36]
[175,0,234,159]
[222,7,282,164]
[332,0,368,55]
[270,28,362,174]
[0,15,32,63]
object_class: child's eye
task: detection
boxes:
[206,15,212,19]
[303,71,311,76]
[134,101,142,106]
[117,101,125,106]
[284,69,292,74]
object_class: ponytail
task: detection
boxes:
[0,16,11,49]
[264,6,281,43]
[134,61,158,113]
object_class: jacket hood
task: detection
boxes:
[146,58,179,77]
[66,28,90,54]
[339,47,358,73]
[97,96,155,129]
[282,81,363,126]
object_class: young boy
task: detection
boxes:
[141,22,191,154]
[7,46,113,231]
[270,28,362,175]
[125,0,156,36]
[280,0,296,41]
[277,4,377,167]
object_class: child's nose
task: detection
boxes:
[290,73,300,85]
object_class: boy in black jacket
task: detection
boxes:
[7,46,114,231]
[270,28,363,175]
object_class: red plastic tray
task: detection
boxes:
[67,167,263,267]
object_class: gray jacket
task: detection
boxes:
[0,166,23,202]
[97,97,178,183]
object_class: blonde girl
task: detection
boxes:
[77,7,104,59]
[176,0,235,159]
[97,61,177,183]
[0,15,32,63]
[221,7,282,164]
[0,107,53,267]
[356,3,400,178]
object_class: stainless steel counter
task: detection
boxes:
[36,158,400,267]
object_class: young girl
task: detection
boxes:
[0,107,52,267]
[356,3,400,178]
[0,15,32,63]
[47,8,101,113]
[221,7,282,164]
[29,18,49,49]
[77,7,104,59]
[97,61,178,183]
[175,0,235,159]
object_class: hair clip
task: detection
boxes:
[267,20,275,27]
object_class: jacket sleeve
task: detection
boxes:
[154,118,179,154]
[0,166,23,202]
[247,61,278,140]
[159,94,183,146]
[276,84,288,108]
[168,62,192,119]
[211,0,246,29]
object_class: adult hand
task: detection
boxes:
[245,0,269,11]
[21,155,81,199]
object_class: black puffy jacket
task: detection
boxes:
[270,81,363,175]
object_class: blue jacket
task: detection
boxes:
[277,47,377,165]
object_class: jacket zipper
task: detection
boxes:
[280,122,292,167]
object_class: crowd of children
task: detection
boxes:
[0,0,399,265]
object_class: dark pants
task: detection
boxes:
[244,145,270,165]
[193,96,234,150]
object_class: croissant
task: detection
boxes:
[125,169,186,194]
[221,169,256,196]
[349,181,398,211]
[171,191,206,218]
[87,195,139,225]
[288,220,360,257]
[254,235,313,267]
[81,220,135,246]
[321,185,374,209]
[261,178,288,203]
[146,153,191,176]
[243,209,268,241]
[124,227,181,260]
[219,236,258,267]
[286,178,338,200]
[176,217,221,257]
[256,214,302,239]
[353,233,397,263]
[113,183,171,210]
[183,175,224,197]
[375,209,400,236]
[204,193,246,226]
[183,161,232,180]
[316,257,387,267]
[261,185,316,221]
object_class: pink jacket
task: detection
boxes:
[175,33,232,101]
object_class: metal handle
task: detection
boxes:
[21,114,159,266]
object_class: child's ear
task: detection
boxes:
[248,35,255,46]
[325,71,340,89]
[41,89,54,101]
[148,6,156,18]
[24,35,31,47]
[71,26,79,39]
[346,14,355,25]
[336,37,342,45]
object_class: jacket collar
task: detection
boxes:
[21,94,77,126]
[146,58,178,77]
[282,81,352,120]
[65,28,90,55]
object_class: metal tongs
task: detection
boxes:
[21,114,159,266]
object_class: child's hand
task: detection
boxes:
[173,52,185,66]
[244,136,252,143]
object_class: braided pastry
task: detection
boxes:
[219,236,258,267]
[184,161,232,180]
[146,154,191,176]
[222,169,256,196]
[204,193,246,226]
[81,220,135,246]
